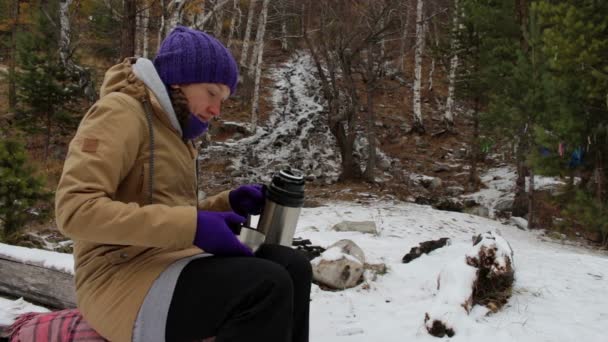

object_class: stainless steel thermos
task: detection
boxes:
[256,169,305,246]
[238,169,305,250]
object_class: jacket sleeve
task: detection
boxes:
[55,93,196,248]
[198,190,232,211]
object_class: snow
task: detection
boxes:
[1,183,608,341]
[462,166,573,218]
[312,246,363,265]
[204,52,341,183]
[0,298,49,327]
[0,243,73,274]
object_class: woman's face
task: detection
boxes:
[175,83,230,122]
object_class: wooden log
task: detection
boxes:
[0,255,76,310]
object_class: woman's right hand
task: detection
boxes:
[193,211,253,257]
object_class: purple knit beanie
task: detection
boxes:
[153,26,239,95]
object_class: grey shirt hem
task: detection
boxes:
[132,253,210,342]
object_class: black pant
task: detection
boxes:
[166,244,312,342]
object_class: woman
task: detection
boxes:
[55,26,311,342]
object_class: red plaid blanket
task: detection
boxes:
[9,309,107,342]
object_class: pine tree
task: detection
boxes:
[0,139,52,243]
[15,2,84,161]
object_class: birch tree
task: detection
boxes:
[136,1,150,58]
[167,0,189,32]
[158,0,168,45]
[239,0,257,67]
[250,0,270,129]
[59,0,96,102]
[213,1,225,38]
[227,0,241,48]
[398,0,412,73]
[248,0,269,78]
[412,0,425,133]
[444,0,460,131]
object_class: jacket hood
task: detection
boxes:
[99,58,182,136]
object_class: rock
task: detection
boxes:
[445,186,465,197]
[508,216,528,230]
[433,198,464,212]
[378,157,391,171]
[418,176,441,189]
[332,221,378,234]
[464,205,490,218]
[433,163,451,173]
[494,198,514,212]
[312,239,366,289]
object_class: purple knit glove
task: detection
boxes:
[229,184,265,218]
[183,114,209,140]
[193,211,253,257]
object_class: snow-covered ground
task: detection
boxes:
[2,191,607,341]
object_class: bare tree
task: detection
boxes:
[247,0,269,78]
[59,0,96,102]
[412,0,425,134]
[239,0,257,67]
[120,0,137,59]
[303,0,400,180]
[213,0,225,38]
[443,0,460,131]
[136,1,151,58]
[226,0,241,48]
[398,0,412,73]
[250,0,270,129]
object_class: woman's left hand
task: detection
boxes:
[229,184,265,217]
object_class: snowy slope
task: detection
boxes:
[204,52,341,183]
[298,201,607,342]
[2,198,607,341]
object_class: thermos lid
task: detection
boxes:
[266,169,305,207]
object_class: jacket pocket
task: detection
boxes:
[104,246,148,265]
[135,162,151,205]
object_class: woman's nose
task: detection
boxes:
[207,104,221,117]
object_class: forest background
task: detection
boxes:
[0,0,607,249]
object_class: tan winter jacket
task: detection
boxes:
[55,58,231,342]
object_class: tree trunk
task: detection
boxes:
[59,0,97,103]
[159,0,168,45]
[398,0,411,73]
[214,3,225,38]
[444,0,460,132]
[468,100,480,189]
[167,0,188,33]
[247,0,268,77]
[512,136,529,217]
[364,45,377,182]
[250,0,269,129]
[120,0,137,59]
[45,112,52,162]
[142,3,150,58]
[8,0,19,112]
[528,169,535,228]
[59,0,74,67]
[280,0,289,51]
[239,0,257,67]
[412,0,425,134]
[227,0,240,48]
[136,2,150,57]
